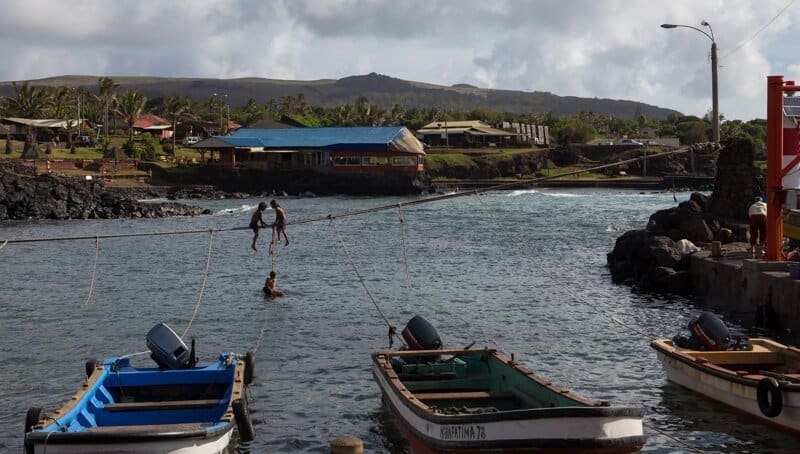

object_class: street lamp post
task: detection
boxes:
[661,21,719,143]
[212,93,228,135]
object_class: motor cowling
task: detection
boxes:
[402,315,443,350]
[685,311,730,351]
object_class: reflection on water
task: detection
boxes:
[0,189,798,452]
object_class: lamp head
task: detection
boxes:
[660,24,677,29]
[701,20,709,26]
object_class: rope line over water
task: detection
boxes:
[181,229,214,340]
[0,148,689,245]
[330,216,405,347]
[83,236,100,306]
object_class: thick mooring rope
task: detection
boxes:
[181,229,214,340]
[330,216,404,346]
[396,205,503,349]
[83,236,100,306]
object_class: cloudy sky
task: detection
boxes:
[1,0,798,120]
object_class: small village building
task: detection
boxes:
[133,114,172,140]
[0,117,93,141]
[416,120,518,148]
[193,126,425,173]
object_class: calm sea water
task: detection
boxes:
[0,188,798,453]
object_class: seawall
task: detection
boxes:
[691,251,800,330]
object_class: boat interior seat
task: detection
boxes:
[415,391,516,401]
[398,371,457,381]
[687,351,783,365]
[103,399,222,412]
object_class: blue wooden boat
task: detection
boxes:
[23,324,255,454]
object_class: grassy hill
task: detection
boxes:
[0,73,680,120]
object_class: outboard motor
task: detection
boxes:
[392,316,443,372]
[146,323,197,370]
[402,315,443,350]
[674,311,730,351]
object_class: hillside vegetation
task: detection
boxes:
[0,73,680,120]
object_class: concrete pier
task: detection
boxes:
[691,250,800,330]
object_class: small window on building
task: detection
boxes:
[362,156,389,166]
[333,156,362,166]
[391,156,417,166]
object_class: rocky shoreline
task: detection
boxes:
[606,138,758,295]
[0,168,210,221]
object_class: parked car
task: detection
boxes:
[76,135,97,147]
[182,136,200,146]
[598,140,614,145]
[619,139,643,146]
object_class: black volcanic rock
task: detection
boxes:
[0,168,210,221]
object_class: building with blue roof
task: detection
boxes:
[194,126,425,174]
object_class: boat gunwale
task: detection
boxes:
[650,338,800,390]
[372,349,645,425]
[26,353,246,445]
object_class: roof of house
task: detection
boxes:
[1,117,89,129]
[133,114,170,129]
[417,120,519,137]
[194,126,425,154]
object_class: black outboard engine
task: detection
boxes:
[146,323,197,370]
[673,311,730,351]
[402,315,443,350]
[392,316,443,372]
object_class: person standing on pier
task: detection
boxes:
[748,197,767,253]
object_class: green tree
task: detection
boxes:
[159,95,195,157]
[113,89,147,142]
[3,82,53,154]
[96,77,119,138]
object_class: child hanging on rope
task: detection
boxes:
[263,271,284,297]
[250,202,269,251]
[271,199,290,246]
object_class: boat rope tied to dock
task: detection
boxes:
[395,204,502,349]
[83,236,100,306]
[329,215,404,348]
[181,229,214,340]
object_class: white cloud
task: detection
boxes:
[0,0,798,120]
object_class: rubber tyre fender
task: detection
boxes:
[85,359,99,379]
[232,398,255,442]
[756,377,783,418]
[24,406,44,454]
[243,351,255,385]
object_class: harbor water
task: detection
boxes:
[1,188,798,452]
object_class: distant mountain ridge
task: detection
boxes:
[0,72,680,119]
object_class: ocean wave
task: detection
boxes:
[215,204,258,216]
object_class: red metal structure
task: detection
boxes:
[765,75,800,260]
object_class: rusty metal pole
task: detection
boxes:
[765,75,785,261]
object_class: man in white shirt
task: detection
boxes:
[748,197,768,252]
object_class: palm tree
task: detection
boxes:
[113,89,147,143]
[4,82,53,156]
[159,95,195,157]
[96,77,119,137]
